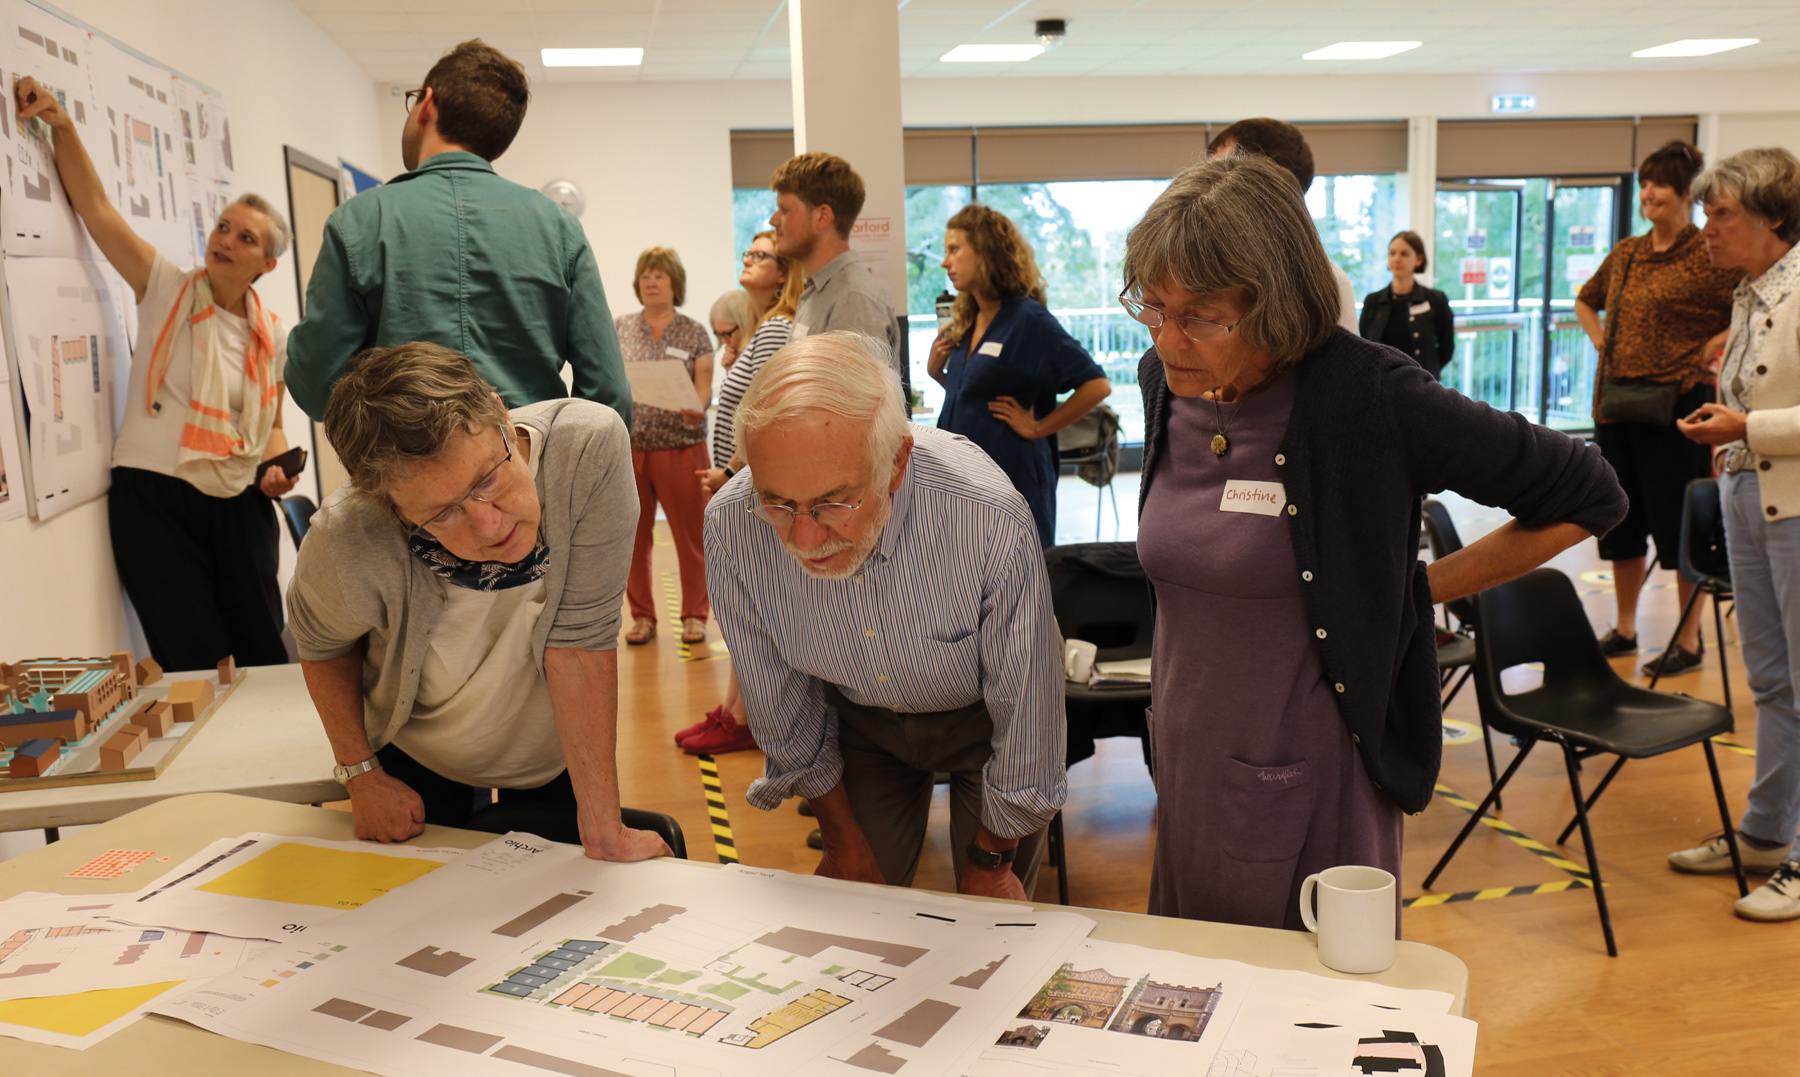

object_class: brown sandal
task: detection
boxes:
[681,617,708,644]
[625,618,656,646]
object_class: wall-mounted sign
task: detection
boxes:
[1488,257,1513,297]
[1491,93,1537,114]
[1465,230,1487,251]
[1569,225,1596,249]
[1566,253,1600,285]
[1461,257,1488,285]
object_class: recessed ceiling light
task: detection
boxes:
[1631,39,1759,58]
[1302,41,1423,61]
[541,48,644,67]
[940,44,1045,63]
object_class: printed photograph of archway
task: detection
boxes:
[1015,962,1224,1042]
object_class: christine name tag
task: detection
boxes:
[1409,301,1431,316]
[1220,479,1287,516]
[977,340,1005,357]
[665,346,692,361]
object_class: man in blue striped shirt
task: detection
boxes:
[704,333,1067,900]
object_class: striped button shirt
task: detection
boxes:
[712,315,792,469]
[704,425,1068,839]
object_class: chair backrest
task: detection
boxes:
[1044,541,1153,661]
[1679,478,1730,591]
[281,495,318,548]
[1057,403,1119,457]
[1420,499,1476,626]
[1471,567,1625,737]
[466,803,688,860]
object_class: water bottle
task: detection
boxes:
[935,290,955,332]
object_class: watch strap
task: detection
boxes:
[965,841,1016,870]
[333,756,381,785]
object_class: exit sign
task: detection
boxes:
[1492,94,1537,114]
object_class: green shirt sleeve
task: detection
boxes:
[565,235,633,431]
[286,217,372,421]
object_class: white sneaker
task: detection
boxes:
[1734,861,1800,922]
[1668,834,1791,875]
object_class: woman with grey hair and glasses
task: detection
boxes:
[1670,148,1800,922]
[1125,155,1627,930]
[288,342,670,863]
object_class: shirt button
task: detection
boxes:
[1274,453,1286,466]
[1287,504,1298,516]
[1351,733,1361,744]
[1334,682,1345,693]
[864,629,877,637]
[1316,628,1328,639]
[1302,570,1314,582]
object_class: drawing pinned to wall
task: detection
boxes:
[2,255,127,519]
[87,33,187,264]
[3,0,106,260]
[0,338,23,521]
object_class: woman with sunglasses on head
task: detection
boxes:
[1126,155,1626,930]
[289,342,669,861]
[928,204,1111,548]
[683,232,806,756]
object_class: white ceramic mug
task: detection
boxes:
[1299,864,1397,974]
[1062,639,1097,683]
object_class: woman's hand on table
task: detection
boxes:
[259,464,300,499]
[1677,402,1749,446]
[988,396,1041,440]
[347,770,426,843]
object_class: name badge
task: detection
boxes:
[793,322,810,339]
[1220,479,1286,516]
[977,340,1004,357]
[1409,302,1431,316]
[665,346,691,360]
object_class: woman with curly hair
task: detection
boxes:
[928,204,1111,547]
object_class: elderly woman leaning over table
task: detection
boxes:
[1670,148,1800,923]
[289,342,668,863]
[1124,155,1627,931]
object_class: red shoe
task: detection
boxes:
[675,706,729,747]
[683,713,758,755]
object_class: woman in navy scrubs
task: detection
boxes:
[928,204,1112,547]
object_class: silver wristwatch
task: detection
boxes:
[332,756,381,785]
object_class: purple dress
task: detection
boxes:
[1137,372,1402,931]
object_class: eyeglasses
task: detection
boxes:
[1119,292,1242,342]
[395,430,515,538]
[403,88,426,112]
[742,250,776,265]
[746,494,869,529]
[716,326,741,342]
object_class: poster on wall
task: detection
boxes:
[0,327,26,522]
[2,0,106,260]
[174,74,234,266]
[2,254,127,519]
[87,33,189,266]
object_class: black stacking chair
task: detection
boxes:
[281,494,318,548]
[1422,567,1746,956]
[466,804,687,861]
[1421,500,1500,804]
[1647,479,1735,709]
[1041,541,1156,905]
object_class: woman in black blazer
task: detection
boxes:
[1359,230,1456,379]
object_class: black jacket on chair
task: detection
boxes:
[1359,283,1456,379]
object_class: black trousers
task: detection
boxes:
[376,740,578,832]
[1593,384,1715,569]
[108,466,288,673]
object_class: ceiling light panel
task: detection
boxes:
[940,44,1045,63]
[1631,39,1759,58]
[541,48,644,67]
[1302,41,1423,61]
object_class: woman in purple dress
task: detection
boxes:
[1123,156,1628,931]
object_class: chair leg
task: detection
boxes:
[1557,755,1628,846]
[1107,481,1120,531]
[1093,482,1103,541]
[1702,740,1750,899]
[1712,590,1734,714]
[1477,712,1502,812]
[1649,582,1708,691]
[1442,666,1474,708]
[1047,811,1069,906]
[1424,739,1536,889]
[1560,742,1618,957]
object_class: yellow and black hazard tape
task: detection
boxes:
[1406,782,1603,907]
[1405,878,1591,907]
[1713,736,1756,757]
[696,754,738,865]
[660,572,726,662]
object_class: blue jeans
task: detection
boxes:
[1722,472,1800,845]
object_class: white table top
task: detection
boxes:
[0,665,338,832]
[0,794,1470,1074]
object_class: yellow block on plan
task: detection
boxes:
[197,841,443,909]
[0,980,182,1036]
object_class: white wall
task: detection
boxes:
[1717,112,1800,158]
[0,0,384,660]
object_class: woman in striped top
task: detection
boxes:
[681,231,806,755]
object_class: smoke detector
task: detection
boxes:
[1035,19,1067,51]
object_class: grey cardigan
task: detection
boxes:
[288,399,637,750]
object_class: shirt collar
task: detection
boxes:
[803,250,859,293]
[396,150,495,181]
[871,440,919,566]
[1747,243,1800,310]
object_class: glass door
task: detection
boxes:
[1435,182,1525,412]
[1542,179,1622,429]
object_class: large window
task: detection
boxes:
[732,188,777,278]
[1307,174,1405,303]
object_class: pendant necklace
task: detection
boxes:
[1208,390,1236,456]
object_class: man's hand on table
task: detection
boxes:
[959,861,1028,901]
[580,820,672,862]
[347,769,426,843]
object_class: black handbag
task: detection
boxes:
[1595,242,1681,425]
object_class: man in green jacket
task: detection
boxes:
[286,40,630,427]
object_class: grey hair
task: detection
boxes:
[734,331,908,486]
[1122,154,1340,369]
[1694,147,1800,244]
[229,193,292,260]
[710,289,758,343]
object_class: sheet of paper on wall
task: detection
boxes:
[0,889,270,1003]
[154,833,1094,1077]
[2,254,127,519]
[111,832,461,944]
[87,35,189,265]
[2,0,108,260]
[172,75,233,268]
[626,358,704,413]
[0,318,27,521]
[970,937,1472,1077]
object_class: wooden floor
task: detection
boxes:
[616,483,1798,1075]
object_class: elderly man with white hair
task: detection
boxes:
[704,332,1066,900]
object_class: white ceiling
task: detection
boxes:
[291,0,1800,85]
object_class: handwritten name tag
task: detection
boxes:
[792,322,811,339]
[665,347,691,361]
[1409,301,1431,316]
[1220,479,1286,516]
[978,340,1004,357]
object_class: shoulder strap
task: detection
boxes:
[1601,239,1639,373]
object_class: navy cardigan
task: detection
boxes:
[1138,329,1627,813]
